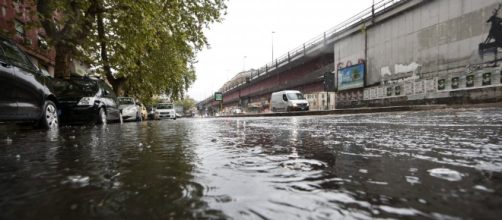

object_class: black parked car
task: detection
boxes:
[0,36,59,129]
[55,77,122,124]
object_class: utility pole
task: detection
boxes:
[271,31,275,63]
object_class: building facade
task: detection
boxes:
[0,0,89,77]
[0,0,56,75]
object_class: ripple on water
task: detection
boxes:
[280,159,327,171]
[62,175,90,188]
[427,168,463,181]
[405,176,421,185]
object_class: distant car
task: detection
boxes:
[118,97,141,121]
[0,36,59,129]
[146,106,159,120]
[156,103,176,120]
[55,77,122,124]
[232,108,244,115]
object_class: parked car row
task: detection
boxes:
[0,36,177,129]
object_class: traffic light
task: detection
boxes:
[324,72,335,92]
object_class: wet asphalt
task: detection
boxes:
[0,107,501,219]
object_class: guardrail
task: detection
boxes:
[201,0,407,106]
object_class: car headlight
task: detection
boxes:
[292,103,298,107]
[77,97,96,106]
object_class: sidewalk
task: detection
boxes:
[219,102,502,118]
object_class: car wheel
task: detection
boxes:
[40,100,59,129]
[136,112,142,121]
[97,108,107,125]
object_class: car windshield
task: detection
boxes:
[118,97,135,105]
[286,93,305,100]
[53,78,99,97]
[157,103,173,109]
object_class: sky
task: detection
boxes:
[188,0,375,101]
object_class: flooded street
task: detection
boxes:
[1,108,502,220]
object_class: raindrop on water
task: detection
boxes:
[406,176,421,185]
[474,185,494,192]
[70,204,78,210]
[5,137,13,145]
[64,175,90,187]
[428,168,463,181]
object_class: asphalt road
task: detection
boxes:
[1,107,501,219]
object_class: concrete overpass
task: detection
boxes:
[198,0,502,115]
[198,0,409,114]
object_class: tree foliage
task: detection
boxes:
[34,0,226,102]
[175,97,196,113]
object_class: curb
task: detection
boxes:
[215,102,502,118]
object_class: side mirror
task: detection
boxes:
[0,58,11,68]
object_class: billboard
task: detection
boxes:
[214,92,223,101]
[337,63,365,91]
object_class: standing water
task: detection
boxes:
[0,108,501,219]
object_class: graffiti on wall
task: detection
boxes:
[380,62,422,81]
[480,4,502,52]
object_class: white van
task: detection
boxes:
[270,90,309,112]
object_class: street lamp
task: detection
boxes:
[243,56,247,71]
[271,31,275,63]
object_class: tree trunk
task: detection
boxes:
[54,43,73,79]
[96,6,113,81]
[108,78,126,96]
[96,2,126,95]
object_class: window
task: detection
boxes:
[39,64,50,77]
[0,40,35,71]
[1,6,6,17]
[286,93,306,100]
[0,45,5,59]
[14,20,25,37]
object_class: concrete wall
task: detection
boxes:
[334,0,502,107]
[334,0,499,85]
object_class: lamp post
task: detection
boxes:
[271,31,275,63]
[243,56,247,71]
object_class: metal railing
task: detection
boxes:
[203,0,407,105]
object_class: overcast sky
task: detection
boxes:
[187,0,375,101]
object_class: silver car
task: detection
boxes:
[118,97,141,121]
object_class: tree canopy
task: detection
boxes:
[175,97,197,113]
[34,0,227,102]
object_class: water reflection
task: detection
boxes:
[0,121,225,219]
